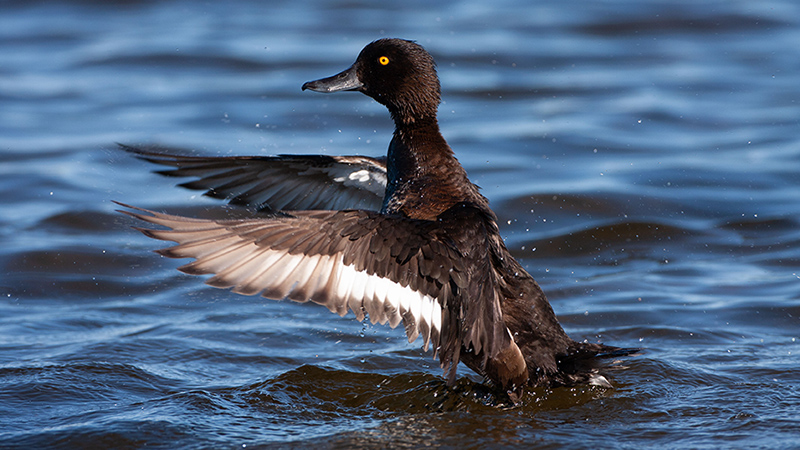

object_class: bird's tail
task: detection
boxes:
[553,342,641,387]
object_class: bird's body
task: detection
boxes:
[119,38,634,398]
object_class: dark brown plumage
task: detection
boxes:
[119,38,635,398]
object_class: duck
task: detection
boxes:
[118,38,635,398]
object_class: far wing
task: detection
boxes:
[120,144,387,212]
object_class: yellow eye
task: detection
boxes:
[378,56,390,66]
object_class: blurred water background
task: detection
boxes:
[1,0,799,448]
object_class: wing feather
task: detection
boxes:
[116,201,512,385]
[120,145,387,211]
[120,204,450,345]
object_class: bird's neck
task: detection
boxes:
[382,118,484,220]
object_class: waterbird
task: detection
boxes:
[118,38,636,399]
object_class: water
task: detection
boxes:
[2,0,799,448]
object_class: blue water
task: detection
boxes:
[2,0,799,448]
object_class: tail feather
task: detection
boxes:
[552,342,641,387]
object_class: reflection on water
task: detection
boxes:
[1,0,799,448]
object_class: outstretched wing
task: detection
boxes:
[117,202,472,379]
[120,144,387,212]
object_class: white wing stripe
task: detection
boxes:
[231,250,293,295]
[183,238,256,273]
[322,166,387,198]
[175,237,442,347]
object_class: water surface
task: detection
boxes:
[1,0,799,448]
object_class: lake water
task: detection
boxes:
[1,0,799,448]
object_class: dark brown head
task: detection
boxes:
[302,38,441,124]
